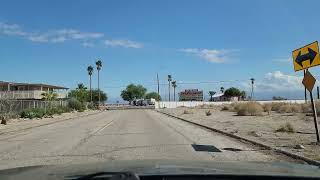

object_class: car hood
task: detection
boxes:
[0,160,320,179]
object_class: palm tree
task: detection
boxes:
[77,83,87,90]
[41,91,58,109]
[171,81,177,101]
[96,60,102,105]
[41,91,58,101]
[209,91,216,101]
[87,65,94,102]
[220,87,224,93]
[168,75,172,101]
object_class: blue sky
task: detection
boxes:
[0,0,320,102]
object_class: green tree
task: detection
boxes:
[121,84,147,104]
[208,91,216,101]
[145,92,161,101]
[69,84,89,103]
[91,89,108,104]
[224,87,242,97]
[87,65,94,102]
[96,60,102,104]
[240,91,246,99]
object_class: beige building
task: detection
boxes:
[0,81,68,100]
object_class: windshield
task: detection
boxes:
[1,0,320,178]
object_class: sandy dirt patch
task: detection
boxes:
[160,106,320,161]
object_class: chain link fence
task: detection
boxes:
[0,99,67,117]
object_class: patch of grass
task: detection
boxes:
[205,110,212,116]
[236,102,263,116]
[20,106,71,119]
[21,108,45,119]
[275,122,295,133]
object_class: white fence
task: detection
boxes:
[155,100,306,109]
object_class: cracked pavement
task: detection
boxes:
[0,110,298,170]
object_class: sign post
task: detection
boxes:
[292,41,320,143]
[302,70,320,142]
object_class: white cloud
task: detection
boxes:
[104,39,143,48]
[273,58,291,63]
[0,22,27,36]
[27,34,49,42]
[179,48,231,63]
[55,29,104,40]
[0,22,104,44]
[253,71,303,92]
[81,42,94,47]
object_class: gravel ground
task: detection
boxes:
[160,106,320,161]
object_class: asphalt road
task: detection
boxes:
[0,110,296,170]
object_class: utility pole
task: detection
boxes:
[168,75,172,102]
[157,73,160,98]
[250,78,255,100]
[317,86,319,99]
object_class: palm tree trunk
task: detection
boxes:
[90,75,92,102]
[173,87,175,101]
[98,70,100,105]
[168,82,171,102]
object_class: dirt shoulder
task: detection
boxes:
[0,110,101,135]
[160,106,320,161]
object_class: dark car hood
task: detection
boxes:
[1,160,320,179]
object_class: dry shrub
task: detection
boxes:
[271,102,286,112]
[278,104,291,113]
[291,104,302,113]
[316,101,320,116]
[277,104,302,113]
[205,110,212,116]
[236,102,263,116]
[275,122,295,133]
[233,103,242,112]
[221,106,230,111]
[197,104,205,109]
[263,103,272,114]
[182,109,192,114]
[301,103,312,113]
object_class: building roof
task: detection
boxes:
[0,81,68,89]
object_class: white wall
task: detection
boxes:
[155,100,306,109]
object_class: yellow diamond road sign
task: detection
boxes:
[302,70,316,92]
[292,41,320,72]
